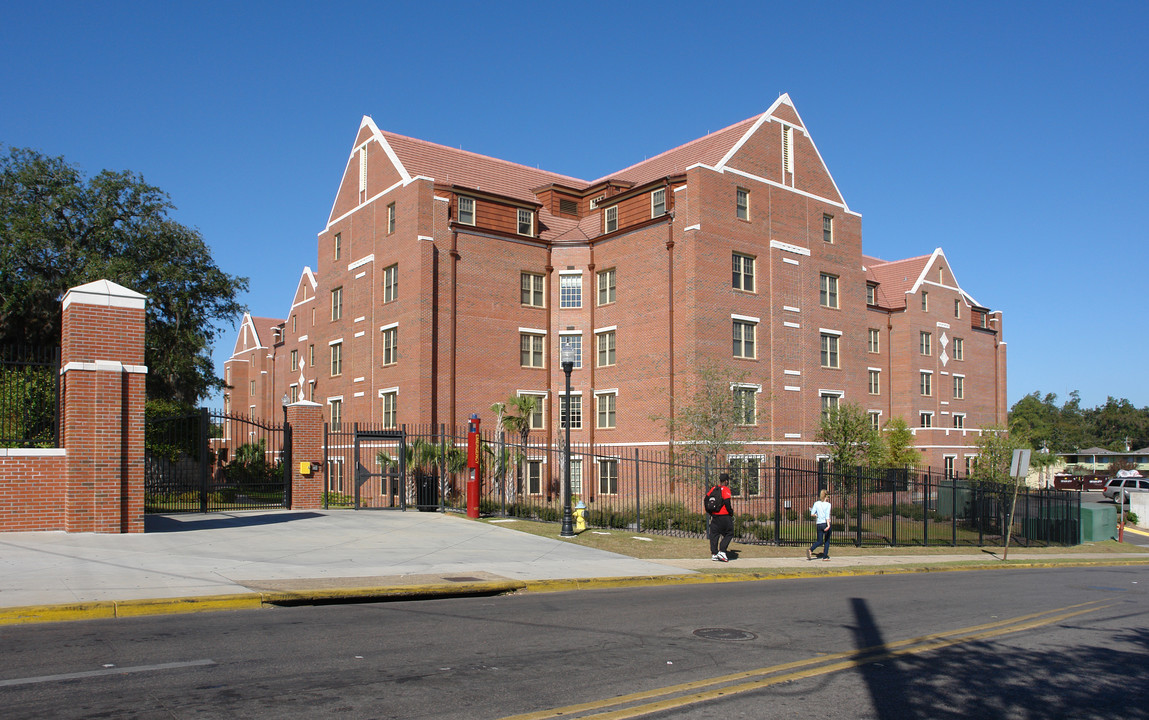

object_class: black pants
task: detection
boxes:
[709,514,734,555]
[809,522,831,557]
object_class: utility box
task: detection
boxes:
[1080,502,1117,543]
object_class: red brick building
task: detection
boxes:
[224,94,1005,472]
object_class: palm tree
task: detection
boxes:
[494,395,538,501]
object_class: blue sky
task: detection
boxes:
[3,1,1146,411]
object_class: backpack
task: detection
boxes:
[704,486,724,515]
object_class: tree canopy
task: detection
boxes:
[817,401,884,470]
[1009,390,1149,453]
[0,145,248,405]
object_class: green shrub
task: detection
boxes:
[896,503,924,520]
[868,504,891,519]
[1126,511,1140,526]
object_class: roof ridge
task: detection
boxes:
[382,129,589,187]
[591,114,760,185]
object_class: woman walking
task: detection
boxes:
[806,489,832,561]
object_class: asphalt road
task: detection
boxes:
[1,566,1147,719]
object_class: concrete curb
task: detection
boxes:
[3,557,1146,626]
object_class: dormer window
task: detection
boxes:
[866,283,877,305]
[458,196,475,225]
[604,206,618,233]
[651,188,666,218]
[517,208,534,236]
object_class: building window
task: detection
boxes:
[289,385,299,403]
[381,391,397,429]
[382,326,398,366]
[868,411,881,430]
[560,334,582,369]
[387,202,396,234]
[308,344,315,369]
[866,284,876,306]
[527,460,543,495]
[560,274,582,308]
[821,333,840,369]
[920,412,933,428]
[953,375,965,399]
[604,206,618,233]
[734,386,756,426]
[290,349,299,372]
[597,268,616,306]
[732,252,755,292]
[521,272,544,307]
[954,299,961,318]
[921,291,929,312]
[597,330,616,367]
[782,126,794,175]
[598,458,619,495]
[729,458,761,496]
[944,456,956,479]
[868,328,880,354]
[651,188,666,218]
[823,214,833,243]
[868,370,880,395]
[458,196,475,225]
[517,208,534,236]
[920,331,932,356]
[380,264,397,303]
[953,337,964,361]
[520,334,544,368]
[953,413,965,429]
[330,342,343,376]
[292,315,297,332]
[570,458,583,495]
[560,394,582,430]
[920,371,932,396]
[329,399,342,431]
[736,187,750,221]
[521,393,545,430]
[334,232,341,260]
[821,393,840,423]
[733,320,756,359]
[249,380,255,395]
[820,273,839,308]
[597,392,616,429]
[331,287,343,321]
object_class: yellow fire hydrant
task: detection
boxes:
[574,500,587,532]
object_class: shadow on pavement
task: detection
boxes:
[145,512,325,533]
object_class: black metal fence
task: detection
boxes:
[323,423,1081,548]
[0,345,60,448]
[145,409,290,512]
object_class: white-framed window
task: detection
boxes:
[729,457,762,496]
[733,252,755,292]
[527,459,543,495]
[383,264,398,303]
[520,392,546,430]
[570,458,583,495]
[867,284,877,305]
[560,334,583,369]
[249,380,255,395]
[921,291,929,312]
[920,412,933,428]
[560,394,582,430]
[309,344,315,369]
[328,456,345,493]
[868,328,880,353]
[820,392,841,423]
[823,214,833,243]
[733,320,756,358]
[333,232,341,260]
[651,188,666,218]
[381,390,397,429]
[331,286,343,321]
[953,374,965,399]
[598,458,619,495]
[560,273,582,308]
[521,272,544,307]
[953,413,965,429]
[520,333,544,368]
[382,326,398,366]
[868,369,880,395]
[920,371,933,396]
[736,187,750,220]
[733,385,757,426]
[329,398,343,431]
[517,208,534,236]
[458,196,475,225]
[330,341,343,376]
[954,298,961,318]
[821,333,840,369]
[289,384,300,403]
[596,392,616,429]
[604,206,618,233]
[966,456,976,476]
[782,126,794,175]
[387,202,396,234]
[868,411,881,430]
[953,337,964,361]
[596,330,616,367]
[290,349,299,372]
[597,268,616,306]
[920,331,932,355]
[944,455,956,479]
[820,273,839,309]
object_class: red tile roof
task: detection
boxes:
[591,116,759,185]
[864,254,932,309]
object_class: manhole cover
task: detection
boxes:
[693,628,758,642]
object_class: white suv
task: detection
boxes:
[1102,476,1149,503]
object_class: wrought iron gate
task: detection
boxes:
[145,408,291,513]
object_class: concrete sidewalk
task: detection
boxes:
[1,510,1147,624]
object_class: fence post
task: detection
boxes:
[773,455,782,545]
[855,465,863,547]
[634,448,641,533]
[198,407,209,513]
[923,471,930,547]
[498,430,506,517]
[890,469,898,547]
[951,473,957,547]
[439,424,447,512]
[283,420,292,509]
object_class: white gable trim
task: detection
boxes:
[906,248,984,309]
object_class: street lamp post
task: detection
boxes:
[559,346,576,537]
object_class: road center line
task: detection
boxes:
[0,659,216,688]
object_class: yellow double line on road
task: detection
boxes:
[502,600,1115,720]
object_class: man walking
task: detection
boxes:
[706,473,735,562]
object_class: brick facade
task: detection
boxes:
[226,94,1005,473]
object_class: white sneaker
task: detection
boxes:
[717,551,729,562]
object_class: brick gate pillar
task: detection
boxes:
[285,401,324,509]
[59,280,148,533]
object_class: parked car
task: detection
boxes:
[1102,476,1149,503]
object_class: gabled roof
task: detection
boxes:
[594,116,758,186]
[230,313,284,359]
[865,248,984,311]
